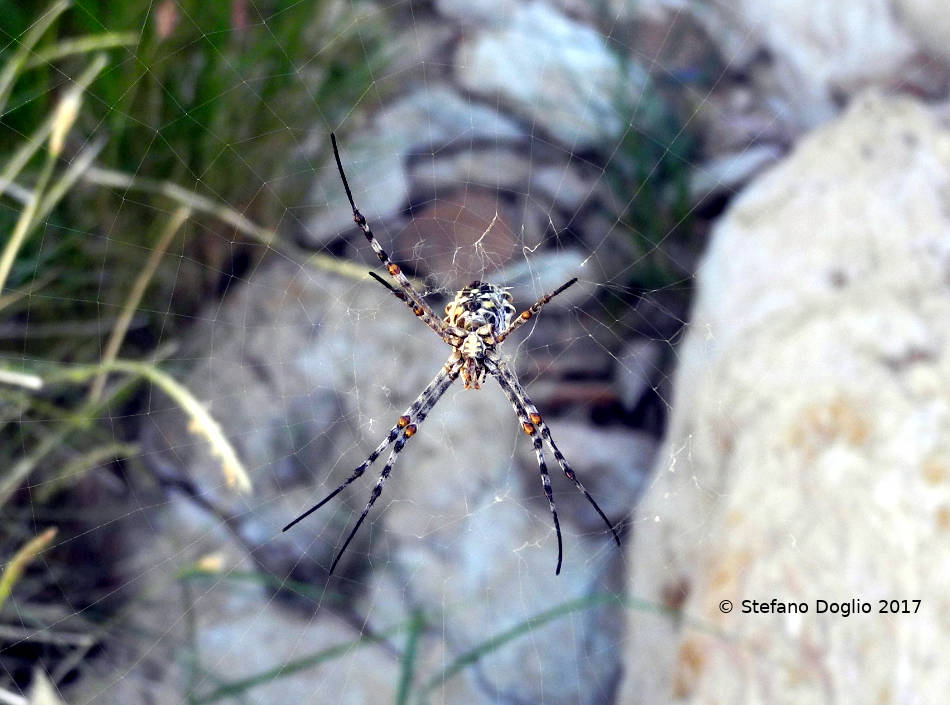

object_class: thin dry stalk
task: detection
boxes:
[0,527,58,613]
[88,207,190,402]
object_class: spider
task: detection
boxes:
[283,133,622,575]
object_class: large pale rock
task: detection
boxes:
[621,91,950,703]
[455,2,639,148]
[302,85,522,246]
[692,0,950,130]
[898,0,950,57]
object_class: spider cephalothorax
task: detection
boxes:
[283,134,622,576]
[443,281,517,389]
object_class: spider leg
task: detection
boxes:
[283,360,456,533]
[494,277,578,344]
[331,133,446,338]
[493,361,622,549]
[327,362,461,574]
[492,368,563,574]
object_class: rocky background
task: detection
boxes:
[6,0,950,703]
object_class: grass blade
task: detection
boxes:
[0,54,108,200]
[0,147,56,294]
[0,369,43,390]
[0,527,58,613]
[0,83,86,293]
[192,629,396,704]
[21,32,137,69]
[47,360,252,493]
[0,0,71,114]
[88,206,190,402]
[396,610,424,705]
[35,133,107,224]
[416,593,624,700]
[81,167,394,284]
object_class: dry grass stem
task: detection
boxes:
[88,206,191,402]
[0,527,58,613]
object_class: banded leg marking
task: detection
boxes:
[495,277,578,344]
[327,362,461,574]
[283,360,456,533]
[495,373,563,574]
[494,361,622,550]
[331,133,445,338]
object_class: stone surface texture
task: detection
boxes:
[621,91,950,704]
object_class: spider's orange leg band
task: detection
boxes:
[327,361,461,574]
[494,277,578,344]
[283,360,456,534]
[331,133,446,338]
[493,361,622,567]
[496,368,563,573]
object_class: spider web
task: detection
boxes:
[0,0,884,703]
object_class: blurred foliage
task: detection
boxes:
[0,0,382,332]
[0,0,382,694]
[601,52,699,299]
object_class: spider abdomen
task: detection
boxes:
[443,281,516,333]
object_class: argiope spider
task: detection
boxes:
[283,133,622,575]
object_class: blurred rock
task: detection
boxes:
[690,0,948,132]
[192,590,398,704]
[140,253,625,703]
[435,0,515,25]
[301,85,522,247]
[394,190,522,291]
[688,144,782,206]
[524,333,616,381]
[899,0,950,58]
[491,249,593,306]
[530,162,598,211]
[377,84,523,149]
[456,2,637,148]
[407,146,532,197]
[621,92,950,703]
[67,493,249,705]
[522,421,652,530]
[614,338,664,411]
[302,132,410,247]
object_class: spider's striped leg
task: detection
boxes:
[491,366,563,574]
[328,362,462,574]
[331,133,446,338]
[283,360,456,533]
[493,361,622,548]
[494,277,578,344]
[366,271,446,335]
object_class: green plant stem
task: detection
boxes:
[396,610,424,705]
[46,359,251,492]
[0,527,58,613]
[0,0,71,114]
[21,33,137,69]
[88,206,191,402]
[0,54,107,201]
[192,627,400,704]
[415,593,626,701]
[0,148,56,294]
[34,442,139,503]
[80,167,403,285]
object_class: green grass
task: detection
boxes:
[177,565,701,705]
[603,55,698,295]
[0,1,383,695]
